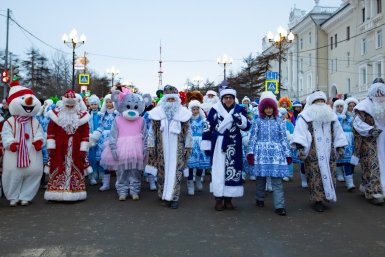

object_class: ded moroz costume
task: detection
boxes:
[291,90,348,212]
[353,81,385,205]
[146,85,192,209]
[44,90,92,201]
[201,81,251,211]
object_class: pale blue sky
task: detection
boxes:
[1,0,341,95]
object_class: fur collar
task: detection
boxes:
[48,109,90,127]
[213,101,234,118]
[149,105,192,122]
[354,97,374,117]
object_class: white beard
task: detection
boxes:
[307,103,335,123]
[58,106,80,134]
[202,96,218,112]
[373,99,385,125]
[162,102,179,121]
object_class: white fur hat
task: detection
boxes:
[307,90,327,105]
[242,96,251,104]
[188,100,206,119]
[345,97,359,106]
[100,94,114,113]
[206,90,217,96]
[368,82,385,99]
[88,94,100,106]
[333,99,346,115]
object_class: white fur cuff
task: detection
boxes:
[236,115,248,129]
[44,165,50,174]
[200,140,211,151]
[91,131,102,141]
[350,155,360,166]
[183,168,189,177]
[145,165,158,176]
[80,141,89,152]
[47,139,56,149]
[84,166,93,176]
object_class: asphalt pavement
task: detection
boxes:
[0,168,384,257]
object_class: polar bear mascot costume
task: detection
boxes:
[1,80,44,206]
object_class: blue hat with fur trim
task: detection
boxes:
[218,80,236,99]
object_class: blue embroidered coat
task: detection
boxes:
[188,116,211,169]
[95,110,119,160]
[337,113,355,164]
[89,110,102,162]
[202,103,251,197]
[248,116,290,178]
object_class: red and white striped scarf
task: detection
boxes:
[15,116,31,168]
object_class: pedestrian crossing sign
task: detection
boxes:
[265,80,279,94]
[79,74,90,85]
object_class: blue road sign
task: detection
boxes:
[266,71,279,80]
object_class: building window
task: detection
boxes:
[359,66,367,90]
[347,78,351,93]
[334,59,337,72]
[309,53,312,67]
[376,30,383,48]
[300,38,303,49]
[309,32,312,44]
[299,77,303,92]
[330,60,334,74]
[346,26,350,40]
[307,74,312,92]
[347,52,350,67]
[330,37,333,50]
[362,8,366,22]
[361,38,367,55]
[377,0,382,14]
[300,58,303,71]
[377,62,382,78]
[335,34,338,48]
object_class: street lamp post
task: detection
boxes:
[62,29,86,90]
[266,26,294,99]
[193,75,203,89]
[107,66,119,88]
[217,54,233,81]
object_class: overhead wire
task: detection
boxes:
[1,11,384,66]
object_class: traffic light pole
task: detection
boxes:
[3,9,10,100]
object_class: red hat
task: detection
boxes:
[6,80,34,105]
[62,89,77,105]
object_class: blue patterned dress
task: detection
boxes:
[337,113,355,164]
[36,105,55,164]
[96,110,119,163]
[187,116,211,169]
[248,116,291,178]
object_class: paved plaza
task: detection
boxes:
[0,169,384,257]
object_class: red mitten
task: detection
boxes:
[286,157,293,165]
[9,142,19,152]
[246,153,255,165]
[32,140,43,151]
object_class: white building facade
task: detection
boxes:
[261,0,385,101]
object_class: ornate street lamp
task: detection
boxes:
[193,75,204,89]
[106,66,119,88]
[217,54,233,81]
[62,29,86,90]
[266,26,295,99]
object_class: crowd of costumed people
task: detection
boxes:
[1,77,384,215]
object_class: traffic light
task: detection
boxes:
[1,70,10,83]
